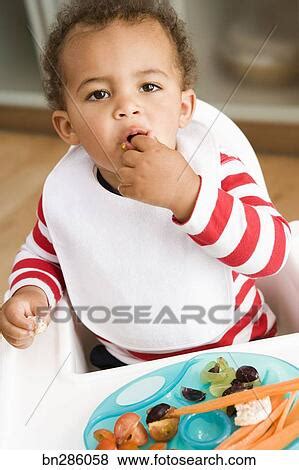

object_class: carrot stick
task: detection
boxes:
[241,398,285,448]
[249,395,297,448]
[249,424,276,448]
[216,425,256,450]
[227,399,287,450]
[284,398,299,427]
[168,378,299,418]
[271,395,286,409]
[251,420,299,450]
[217,395,286,450]
[276,392,297,432]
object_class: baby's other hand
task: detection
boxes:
[0,286,50,349]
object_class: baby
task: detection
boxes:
[0,0,291,366]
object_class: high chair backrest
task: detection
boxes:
[194,99,270,197]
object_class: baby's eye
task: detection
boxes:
[141,83,161,93]
[87,90,109,101]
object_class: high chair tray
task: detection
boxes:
[83,351,299,450]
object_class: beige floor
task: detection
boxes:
[0,130,298,300]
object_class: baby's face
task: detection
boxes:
[56,19,195,175]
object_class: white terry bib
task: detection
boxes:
[43,120,235,352]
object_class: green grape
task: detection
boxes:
[200,357,237,384]
[222,367,236,384]
[201,367,234,385]
[209,383,231,397]
[200,361,217,384]
[250,378,262,387]
[217,357,230,371]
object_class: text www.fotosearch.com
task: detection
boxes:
[42,452,257,467]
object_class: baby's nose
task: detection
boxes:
[114,101,141,119]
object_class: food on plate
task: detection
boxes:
[148,442,168,450]
[221,381,255,418]
[146,403,179,442]
[94,429,115,442]
[275,392,297,432]
[93,412,148,450]
[284,398,299,427]
[216,392,299,450]
[94,429,117,450]
[118,441,139,450]
[147,418,179,442]
[234,396,272,426]
[166,377,299,418]
[236,365,260,383]
[200,357,262,418]
[181,387,206,402]
[222,398,290,450]
[96,438,117,450]
[91,357,299,451]
[114,412,148,447]
[252,419,299,450]
[200,357,236,385]
[146,403,172,424]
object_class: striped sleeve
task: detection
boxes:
[172,153,291,278]
[8,195,65,308]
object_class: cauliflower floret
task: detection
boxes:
[235,396,272,426]
[34,316,48,334]
[27,315,48,335]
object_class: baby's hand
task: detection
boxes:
[118,134,201,222]
[0,286,50,349]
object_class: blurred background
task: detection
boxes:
[0,0,298,300]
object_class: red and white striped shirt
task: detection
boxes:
[8,153,291,362]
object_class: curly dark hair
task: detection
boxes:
[41,0,198,110]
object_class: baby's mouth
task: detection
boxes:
[127,131,148,143]
[122,131,149,150]
[127,134,136,143]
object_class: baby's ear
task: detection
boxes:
[179,89,197,129]
[52,110,80,145]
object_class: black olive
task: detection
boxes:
[230,379,243,386]
[236,366,259,383]
[146,403,171,424]
[222,386,234,396]
[222,382,254,397]
[208,364,220,373]
[181,387,206,402]
[227,405,237,417]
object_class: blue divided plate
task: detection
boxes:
[83,352,299,450]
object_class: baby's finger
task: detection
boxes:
[1,315,34,341]
[2,332,34,349]
[6,305,35,331]
[129,133,157,151]
[147,130,158,141]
